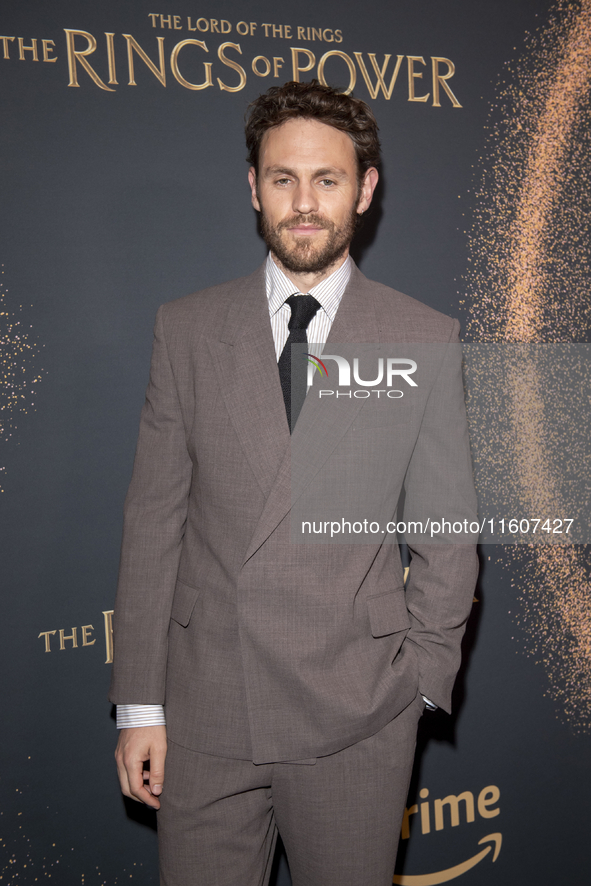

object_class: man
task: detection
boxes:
[110,80,478,886]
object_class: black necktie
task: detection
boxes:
[278,294,321,432]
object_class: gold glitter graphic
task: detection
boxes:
[0,757,147,882]
[464,0,591,729]
[0,265,45,492]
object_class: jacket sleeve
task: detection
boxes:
[402,321,479,713]
[109,305,193,705]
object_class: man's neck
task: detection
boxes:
[270,250,350,293]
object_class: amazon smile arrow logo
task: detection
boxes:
[393,833,502,885]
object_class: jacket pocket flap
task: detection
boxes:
[170,579,200,627]
[367,588,410,637]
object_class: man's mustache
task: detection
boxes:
[276,215,334,232]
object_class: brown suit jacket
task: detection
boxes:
[109,262,478,764]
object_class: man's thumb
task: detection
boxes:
[150,762,165,795]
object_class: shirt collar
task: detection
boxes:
[265,253,352,323]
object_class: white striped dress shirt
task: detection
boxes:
[266,252,352,359]
[116,254,352,729]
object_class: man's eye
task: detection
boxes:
[275,178,291,185]
[320,179,336,187]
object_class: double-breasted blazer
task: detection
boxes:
[109,262,478,764]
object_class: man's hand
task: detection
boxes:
[115,725,167,809]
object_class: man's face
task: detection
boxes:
[248,118,378,275]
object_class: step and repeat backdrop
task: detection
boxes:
[1,0,590,884]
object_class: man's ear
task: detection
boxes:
[248,167,261,212]
[357,167,379,214]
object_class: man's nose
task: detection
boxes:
[292,181,318,214]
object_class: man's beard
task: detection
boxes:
[259,206,359,274]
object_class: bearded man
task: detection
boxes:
[110,80,478,886]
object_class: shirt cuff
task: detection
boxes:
[116,704,166,728]
[422,696,438,711]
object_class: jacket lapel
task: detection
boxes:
[207,265,290,499]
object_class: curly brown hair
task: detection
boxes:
[245,80,380,179]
